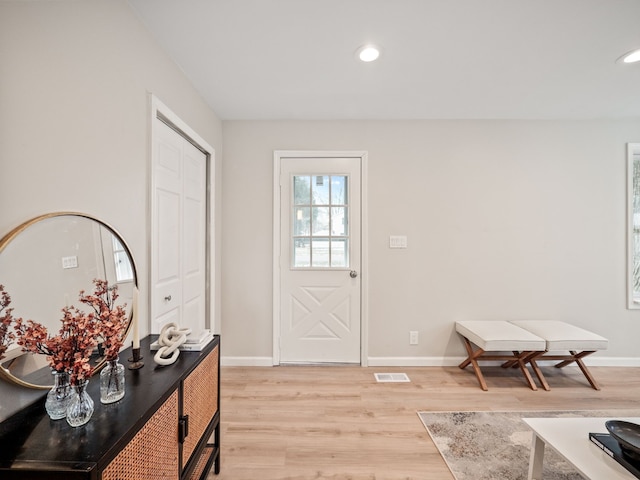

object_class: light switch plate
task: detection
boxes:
[389,235,408,248]
[62,255,78,269]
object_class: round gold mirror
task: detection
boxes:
[0,212,136,389]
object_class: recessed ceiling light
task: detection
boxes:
[618,48,640,64]
[357,45,380,62]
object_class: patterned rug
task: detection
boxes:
[418,409,640,480]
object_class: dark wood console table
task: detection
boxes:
[0,335,220,479]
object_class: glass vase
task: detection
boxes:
[45,370,71,420]
[66,379,94,427]
[100,358,125,404]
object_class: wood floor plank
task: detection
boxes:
[211,365,640,479]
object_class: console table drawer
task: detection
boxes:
[102,390,180,480]
[182,344,219,468]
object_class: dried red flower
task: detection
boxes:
[0,285,16,361]
[79,279,128,361]
[14,305,100,385]
[13,279,127,385]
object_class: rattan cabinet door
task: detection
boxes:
[182,344,219,468]
[103,390,180,480]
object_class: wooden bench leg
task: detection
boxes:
[554,351,600,390]
[501,354,519,369]
[538,351,600,390]
[514,353,538,391]
[526,354,550,391]
[554,350,594,368]
[458,337,544,391]
[458,337,488,391]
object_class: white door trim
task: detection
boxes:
[149,95,217,334]
[272,150,369,366]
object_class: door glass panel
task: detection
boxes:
[311,207,330,236]
[294,207,310,236]
[331,176,347,205]
[292,174,349,268]
[311,238,330,267]
[293,237,311,267]
[330,239,348,267]
[294,176,311,205]
[312,176,330,204]
[331,207,347,236]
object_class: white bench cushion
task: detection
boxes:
[509,320,608,351]
[455,320,546,351]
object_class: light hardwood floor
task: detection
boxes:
[212,364,640,479]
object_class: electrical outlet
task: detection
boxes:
[409,331,419,345]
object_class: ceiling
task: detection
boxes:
[127,0,640,120]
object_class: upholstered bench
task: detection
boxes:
[455,321,547,391]
[509,320,608,390]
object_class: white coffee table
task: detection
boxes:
[523,417,640,480]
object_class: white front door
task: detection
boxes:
[278,155,362,364]
[151,117,207,334]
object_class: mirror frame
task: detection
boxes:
[0,211,137,389]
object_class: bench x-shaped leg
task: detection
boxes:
[458,337,540,391]
[503,352,549,391]
[548,351,600,390]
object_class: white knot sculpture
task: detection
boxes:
[153,322,192,366]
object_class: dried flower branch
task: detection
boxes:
[0,285,16,361]
[14,306,100,385]
[12,279,128,385]
[79,279,128,361]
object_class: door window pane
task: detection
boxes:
[311,207,330,236]
[312,176,330,204]
[311,238,330,267]
[292,174,349,268]
[331,207,347,236]
[294,176,311,205]
[331,176,348,205]
[293,237,311,267]
[294,207,310,236]
[330,239,348,267]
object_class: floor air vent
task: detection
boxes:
[374,373,410,383]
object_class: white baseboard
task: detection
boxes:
[221,356,274,367]
[365,356,640,368]
[581,356,640,367]
[367,356,464,367]
[221,355,640,368]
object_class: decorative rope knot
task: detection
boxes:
[153,322,192,366]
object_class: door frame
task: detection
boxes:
[149,95,217,334]
[272,150,369,366]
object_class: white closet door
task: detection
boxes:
[181,140,207,333]
[151,119,206,334]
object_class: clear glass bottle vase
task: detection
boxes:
[100,358,125,404]
[66,379,94,427]
[45,370,71,420]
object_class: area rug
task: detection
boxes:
[418,409,640,480]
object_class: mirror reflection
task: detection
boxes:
[0,213,135,388]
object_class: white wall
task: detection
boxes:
[2,1,639,378]
[222,120,640,365]
[0,1,223,367]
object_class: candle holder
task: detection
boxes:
[127,344,144,370]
